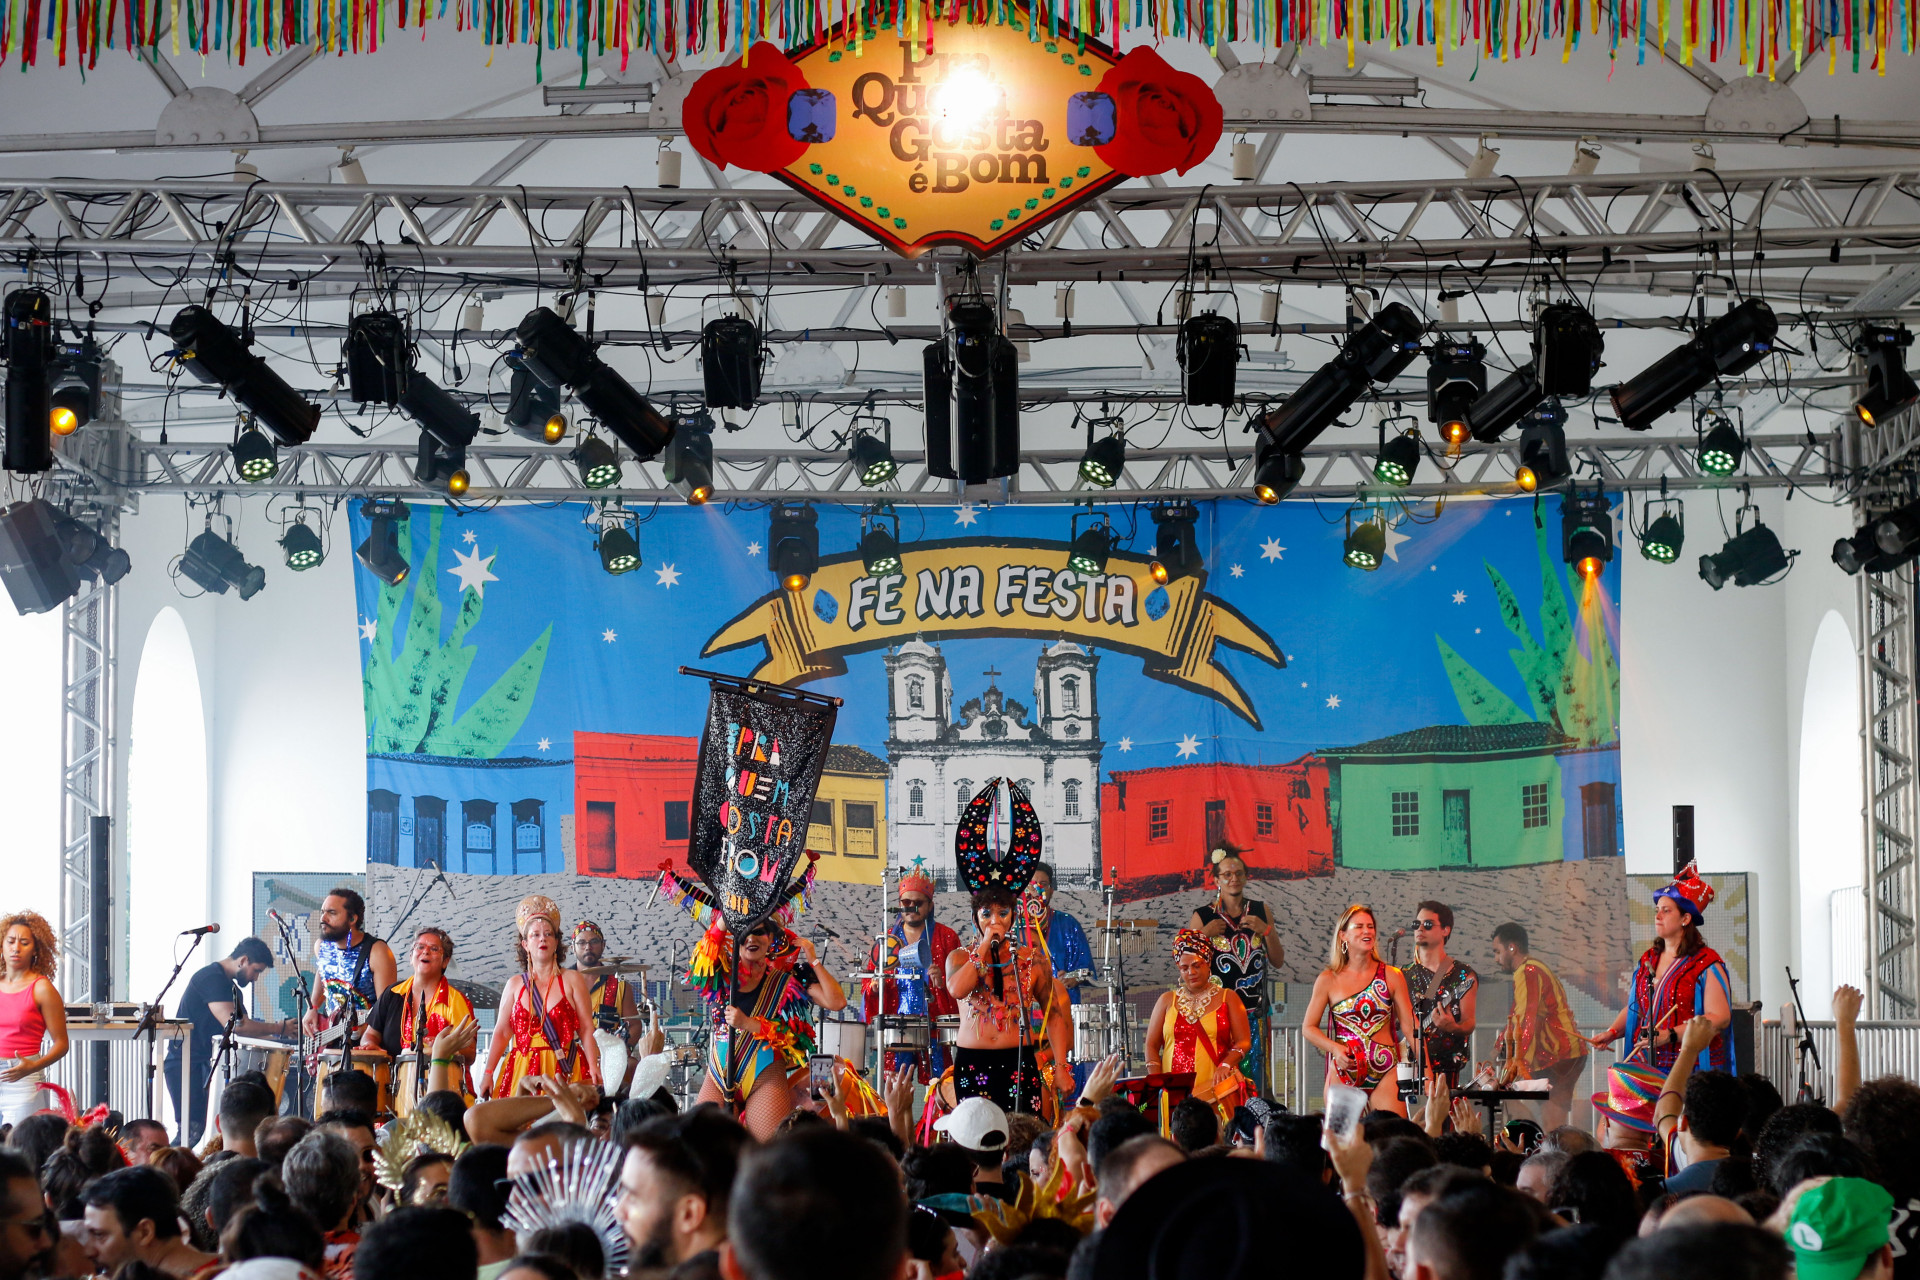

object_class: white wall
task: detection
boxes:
[1795,608,1863,1018]
[0,606,64,924]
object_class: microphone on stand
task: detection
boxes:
[181,923,222,936]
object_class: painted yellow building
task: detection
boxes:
[807,744,888,884]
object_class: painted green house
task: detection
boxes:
[1323,723,1580,870]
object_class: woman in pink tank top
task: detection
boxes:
[0,912,69,1127]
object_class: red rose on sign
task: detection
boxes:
[684,42,812,173]
[1092,46,1224,177]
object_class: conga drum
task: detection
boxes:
[390,1053,423,1117]
[316,1048,393,1116]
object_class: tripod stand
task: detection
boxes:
[1785,967,1825,1105]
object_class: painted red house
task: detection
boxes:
[573,732,700,879]
[1099,757,1333,899]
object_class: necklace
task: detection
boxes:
[1175,977,1223,1022]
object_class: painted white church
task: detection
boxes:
[884,638,1104,886]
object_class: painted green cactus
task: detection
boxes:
[1436,514,1620,748]
[362,507,551,758]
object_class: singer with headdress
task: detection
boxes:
[1145,929,1253,1128]
[479,896,601,1100]
[944,779,1074,1121]
[864,857,961,1081]
[1593,862,1734,1073]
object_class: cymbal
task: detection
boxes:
[579,961,649,976]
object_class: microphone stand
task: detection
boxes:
[135,932,209,1136]
[204,1004,242,1142]
[1784,967,1825,1104]
[271,915,315,1118]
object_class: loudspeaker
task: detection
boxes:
[345,311,409,405]
[1673,805,1695,874]
[1535,302,1604,398]
[0,498,81,615]
[1730,1003,1757,1075]
[1179,313,1240,407]
[924,302,1019,484]
[701,316,763,410]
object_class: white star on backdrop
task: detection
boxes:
[1382,522,1413,563]
[447,545,499,597]
[461,530,477,545]
[655,563,682,588]
[1260,538,1285,562]
[954,503,980,527]
[746,541,762,557]
[536,738,552,752]
[1229,564,1244,578]
[1452,590,1467,604]
[1175,734,1201,758]
[1325,694,1342,709]
[602,629,618,643]
[358,617,377,642]
[1118,737,1133,752]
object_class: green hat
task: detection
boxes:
[1788,1177,1895,1280]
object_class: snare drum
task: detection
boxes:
[880,1016,931,1051]
[1073,1002,1120,1061]
[932,1016,960,1046]
[819,1017,868,1063]
[315,1049,393,1116]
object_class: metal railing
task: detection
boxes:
[1754,1020,1920,1104]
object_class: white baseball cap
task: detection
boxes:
[932,1096,1010,1152]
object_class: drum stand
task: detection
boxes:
[1099,877,1133,1072]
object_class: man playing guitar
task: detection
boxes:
[302,888,397,1053]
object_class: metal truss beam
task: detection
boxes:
[6,167,1919,298]
[59,535,114,1010]
[1861,558,1920,1019]
[58,429,1839,504]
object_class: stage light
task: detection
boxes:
[1610,299,1778,432]
[1251,435,1306,505]
[925,299,1019,485]
[504,354,567,443]
[401,373,480,496]
[1534,301,1606,398]
[1465,363,1543,443]
[1067,512,1114,576]
[1374,431,1421,487]
[1856,325,1919,427]
[170,305,320,447]
[355,497,411,586]
[930,65,1000,133]
[1427,338,1486,445]
[231,424,278,482]
[1514,401,1573,493]
[4,288,53,474]
[1079,422,1124,489]
[1149,502,1202,584]
[0,500,80,614]
[48,340,101,436]
[1179,313,1240,407]
[850,427,898,486]
[517,306,674,462]
[52,513,130,586]
[860,511,902,576]
[1697,415,1745,477]
[665,413,715,504]
[572,436,622,490]
[1700,510,1795,589]
[1833,520,1918,576]
[280,519,325,571]
[1344,513,1386,571]
[180,525,265,600]
[770,504,819,592]
[1873,497,1920,560]
[1640,507,1685,563]
[702,316,763,411]
[345,310,409,405]
[1561,488,1613,579]
[597,519,641,575]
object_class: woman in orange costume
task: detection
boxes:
[1145,929,1253,1128]
[479,896,601,1099]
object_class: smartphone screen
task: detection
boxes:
[808,1055,836,1095]
[1326,1084,1368,1140]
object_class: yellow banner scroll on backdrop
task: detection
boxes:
[702,539,1286,729]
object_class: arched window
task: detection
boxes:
[956,779,974,809]
[130,607,209,1008]
[1063,781,1081,818]
[909,782,925,819]
[1061,675,1080,713]
[907,675,925,710]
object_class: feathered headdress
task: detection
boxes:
[921,1158,1095,1244]
[954,778,1044,897]
[1655,861,1716,923]
[373,1108,470,1192]
[501,1136,631,1278]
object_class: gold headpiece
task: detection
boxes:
[516,894,561,935]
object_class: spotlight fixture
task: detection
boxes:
[401,373,480,496]
[597,512,642,576]
[0,499,80,614]
[665,411,715,504]
[170,305,320,446]
[1374,430,1422,487]
[1148,502,1202,584]
[52,512,130,586]
[280,518,325,571]
[1066,512,1115,576]
[1856,325,1920,427]
[1427,338,1486,445]
[925,298,1019,485]
[1696,414,1745,477]
[1534,301,1606,398]
[1249,301,1425,502]
[503,353,567,443]
[850,424,899,486]
[179,523,265,600]
[48,339,102,436]
[517,306,674,462]
[860,510,903,576]
[1609,299,1778,432]
[572,436,622,490]
[1078,420,1124,489]
[354,497,411,587]
[231,423,278,482]
[1700,506,1795,589]
[344,310,410,405]
[769,503,819,592]
[1178,311,1240,407]
[1343,512,1386,571]
[1464,363,1544,444]
[1515,400,1573,492]
[701,316,763,410]
[1561,487,1614,579]
[4,288,53,474]
[1872,496,1920,563]
[1640,504,1685,563]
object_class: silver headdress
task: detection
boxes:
[502,1137,631,1278]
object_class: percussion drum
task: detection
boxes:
[1073,1001,1121,1061]
[932,1016,960,1046]
[390,1052,422,1117]
[233,1038,292,1105]
[880,1017,930,1051]
[316,1049,393,1116]
[818,1017,868,1063]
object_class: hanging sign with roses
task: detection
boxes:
[681,18,1222,258]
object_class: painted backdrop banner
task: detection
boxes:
[350,496,1631,1009]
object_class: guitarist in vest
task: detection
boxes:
[571,919,640,1094]
[1592,862,1735,1074]
[301,888,397,1052]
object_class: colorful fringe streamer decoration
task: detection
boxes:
[0,0,1896,80]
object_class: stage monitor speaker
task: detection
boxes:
[1673,804,1695,874]
[0,498,81,615]
[1731,1003,1757,1075]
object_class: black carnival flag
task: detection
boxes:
[685,672,839,928]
